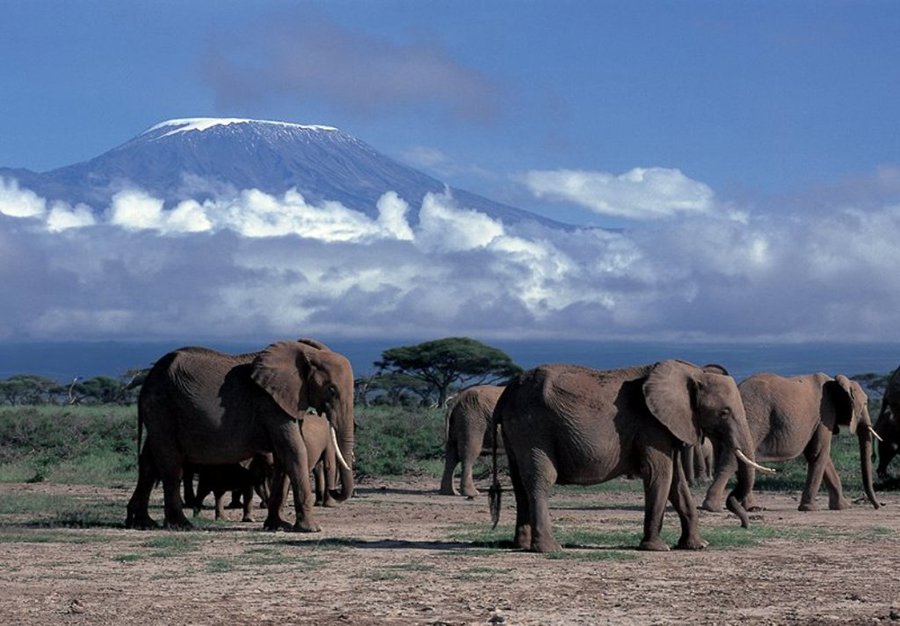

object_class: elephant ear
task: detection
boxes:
[251,341,311,420]
[297,337,331,351]
[701,363,729,376]
[831,375,860,433]
[643,360,702,446]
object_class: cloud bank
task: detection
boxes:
[2,168,900,343]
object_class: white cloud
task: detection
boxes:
[522,167,716,220]
[3,170,900,343]
[0,177,46,218]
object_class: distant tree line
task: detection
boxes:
[0,337,522,408]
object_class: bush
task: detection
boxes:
[354,405,445,477]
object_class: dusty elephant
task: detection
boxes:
[125,339,355,532]
[875,366,900,480]
[490,360,771,553]
[439,385,505,497]
[701,372,879,512]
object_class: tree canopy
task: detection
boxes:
[374,337,522,407]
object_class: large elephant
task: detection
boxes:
[701,372,879,512]
[875,366,900,480]
[489,360,771,553]
[439,385,505,497]
[125,339,356,532]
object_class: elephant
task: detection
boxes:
[489,360,772,553]
[256,413,341,509]
[439,385,505,497]
[875,366,900,480]
[125,339,356,532]
[701,372,880,513]
[681,436,714,487]
[191,453,271,522]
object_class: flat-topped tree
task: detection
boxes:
[375,337,522,407]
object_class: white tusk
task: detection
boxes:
[330,425,352,472]
[868,425,884,442]
[735,449,777,474]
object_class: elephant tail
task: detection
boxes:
[488,388,508,529]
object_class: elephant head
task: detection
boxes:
[826,375,879,509]
[250,340,355,502]
[643,360,770,527]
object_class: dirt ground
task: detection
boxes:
[2,477,900,625]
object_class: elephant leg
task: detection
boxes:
[213,489,227,520]
[126,447,159,529]
[182,468,197,509]
[161,465,191,529]
[670,452,707,550]
[822,457,850,510]
[459,449,480,498]
[799,428,832,511]
[639,447,674,551]
[439,442,460,496]
[524,448,560,553]
[272,422,319,533]
[263,465,291,531]
[701,443,738,512]
[505,444,532,550]
[241,484,255,522]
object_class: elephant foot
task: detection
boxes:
[241,515,254,523]
[461,487,480,498]
[322,498,338,508]
[828,497,851,510]
[798,501,819,512]
[675,535,708,550]
[438,486,459,496]
[638,537,671,551]
[292,520,322,533]
[700,498,724,513]
[530,536,562,553]
[164,518,193,531]
[125,512,158,530]
[514,526,532,551]
[263,516,293,532]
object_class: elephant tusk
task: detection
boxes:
[330,425,352,472]
[735,449,777,474]
[868,425,884,442]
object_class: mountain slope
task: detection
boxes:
[0,118,563,228]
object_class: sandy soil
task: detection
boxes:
[1,477,900,625]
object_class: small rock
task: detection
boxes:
[489,614,507,624]
[889,607,900,621]
[69,599,86,615]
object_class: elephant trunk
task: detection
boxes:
[328,429,355,503]
[726,455,755,528]
[858,425,879,509]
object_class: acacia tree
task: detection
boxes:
[375,337,522,407]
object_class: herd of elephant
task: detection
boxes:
[123,338,900,553]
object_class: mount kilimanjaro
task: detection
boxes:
[0,117,562,228]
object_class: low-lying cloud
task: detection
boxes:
[2,170,900,343]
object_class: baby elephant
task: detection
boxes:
[192,454,271,522]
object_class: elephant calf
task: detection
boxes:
[192,454,271,522]
[440,385,505,497]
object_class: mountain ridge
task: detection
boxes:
[0,117,566,229]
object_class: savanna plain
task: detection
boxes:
[2,405,900,625]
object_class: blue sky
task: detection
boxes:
[1,1,900,344]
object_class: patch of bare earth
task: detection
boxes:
[1,478,899,625]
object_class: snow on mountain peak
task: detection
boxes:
[144,118,339,138]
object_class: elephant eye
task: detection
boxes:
[718,408,733,418]
[327,384,339,399]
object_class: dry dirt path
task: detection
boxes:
[2,478,900,625]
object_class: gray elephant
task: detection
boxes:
[439,385,504,497]
[489,360,771,553]
[875,366,900,480]
[125,339,355,532]
[701,372,879,512]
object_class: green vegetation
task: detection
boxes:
[354,404,444,476]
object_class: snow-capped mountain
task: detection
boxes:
[0,118,562,227]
